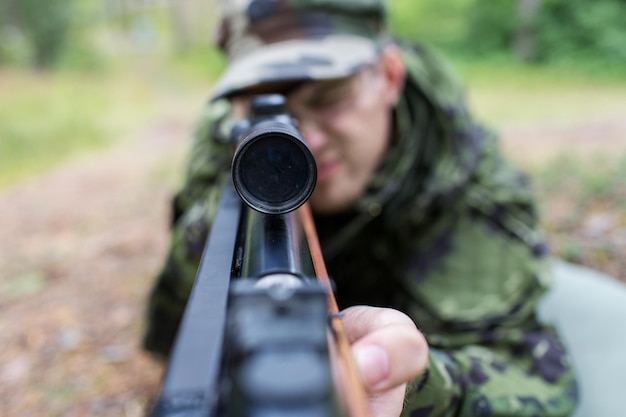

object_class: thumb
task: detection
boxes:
[343,306,428,392]
[353,344,391,390]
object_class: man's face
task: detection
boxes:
[230,47,405,214]
[286,49,405,214]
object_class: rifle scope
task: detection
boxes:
[231,95,317,215]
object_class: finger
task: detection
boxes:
[341,306,418,343]
[342,306,428,392]
[352,324,427,392]
[369,384,406,417]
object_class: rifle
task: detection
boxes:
[149,95,371,417]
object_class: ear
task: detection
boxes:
[379,44,406,106]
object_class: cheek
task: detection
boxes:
[343,105,389,164]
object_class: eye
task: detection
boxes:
[309,91,346,109]
[308,83,356,113]
[285,75,358,122]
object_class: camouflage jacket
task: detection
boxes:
[144,43,578,417]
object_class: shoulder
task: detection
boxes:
[193,98,232,144]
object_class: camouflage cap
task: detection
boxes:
[211,0,387,100]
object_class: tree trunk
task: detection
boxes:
[167,0,218,53]
[514,0,541,63]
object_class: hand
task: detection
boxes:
[342,306,429,417]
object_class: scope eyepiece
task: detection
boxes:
[232,117,317,214]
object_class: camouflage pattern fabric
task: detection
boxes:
[212,0,386,99]
[143,43,578,417]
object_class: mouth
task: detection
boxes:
[315,159,340,182]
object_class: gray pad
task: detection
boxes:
[538,260,626,417]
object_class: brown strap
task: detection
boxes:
[298,203,372,417]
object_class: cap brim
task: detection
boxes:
[210,35,379,101]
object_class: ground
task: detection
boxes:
[0,119,187,416]
[0,108,625,416]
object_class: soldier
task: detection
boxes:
[144,1,578,416]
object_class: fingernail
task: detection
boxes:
[354,345,390,389]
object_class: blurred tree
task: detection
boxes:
[168,0,194,52]
[464,0,516,56]
[514,0,541,62]
[0,0,14,65]
[103,0,132,30]
[167,0,217,53]
[0,0,75,69]
[388,0,470,50]
[462,0,626,65]
[537,0,626,64]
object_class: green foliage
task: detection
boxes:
[388,0,470,49]
[57,0,109,72]
[463,0,517,56]
[387,0,626,74]
[459,0,626,67]
[0,25,31,66]
[537,0,626,64]
[0,0,109,71]
[170,46,227,84]
[2,0,76,69]
[3,0,623,76]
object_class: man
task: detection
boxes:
[144,1,578,416]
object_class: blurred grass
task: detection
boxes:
[1,71,118,187]
[0,58,210,189]
[452,57,626,127]
[535,152,626,276]
[535,152,626,238]
[539,153,626,201]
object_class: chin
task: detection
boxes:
[310,192,355,215]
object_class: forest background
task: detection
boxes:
[0,0,625,416]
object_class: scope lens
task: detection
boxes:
[233,130,316,214]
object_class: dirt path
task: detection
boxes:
[0,119,188,416]
[499,116,626,167]
[0,113,625,416]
